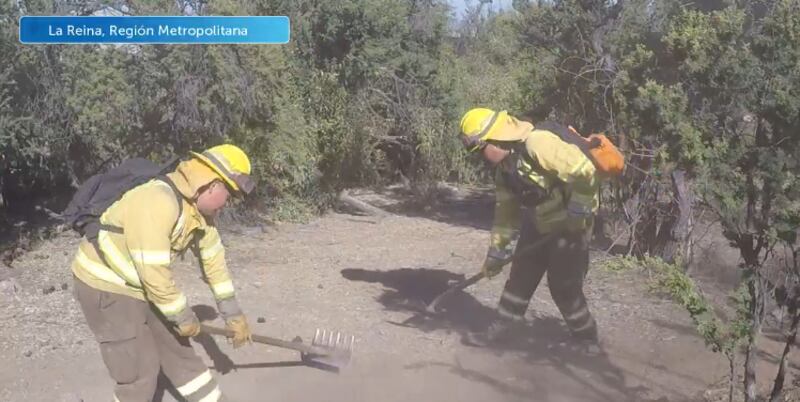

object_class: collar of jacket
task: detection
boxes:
[488,116,534,143]
[166,159,219,226]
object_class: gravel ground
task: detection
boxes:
[0,187,797,402]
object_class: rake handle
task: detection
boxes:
[200,323,324,355]
[425,272,485,313]
[425,233,557,312]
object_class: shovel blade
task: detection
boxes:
[299,328,355,371]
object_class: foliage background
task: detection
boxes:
[3,1,800,399]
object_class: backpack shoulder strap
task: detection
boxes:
[157,174,185,237]
[158,155,182,175]
[508,141,571,208]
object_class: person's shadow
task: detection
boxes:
[341,266,665,402]
[191,305,237,374]
[152,305,234,402]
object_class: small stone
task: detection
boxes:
[61,283,68,291]
[253,282,262,289]
[23,351,32,357]
[257,317,266,323]
[43,286,56,295]
[76,341,83,346]
[317,284,323,289]
[58,391,84,402]
[0,277,21,296]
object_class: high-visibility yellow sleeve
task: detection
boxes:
[197,226,236,301]
[123,186,187,319]
[490,169,522,253]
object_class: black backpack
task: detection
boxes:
[498,121,576,208]
[61,156,183,242]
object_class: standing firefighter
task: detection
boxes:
[69,145,255,402]
[458,108,623,351]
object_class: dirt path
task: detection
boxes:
[1,188,792,401]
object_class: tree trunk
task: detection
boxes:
[623,190,642,255]
[729,353,736,402]
[631,178,661,257]
[661,170,695,267]
[632,174,693,264]
[337,190,389,217]
[769,298,800,402]
[744,272,766,402]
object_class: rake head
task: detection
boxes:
[299,328,355,372]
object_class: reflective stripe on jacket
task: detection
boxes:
[489,129,600,252]
[71,160,237,320]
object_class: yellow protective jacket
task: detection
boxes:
[489,126,600,254]
[71,159,238,322]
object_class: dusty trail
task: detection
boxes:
[2,188,789,401]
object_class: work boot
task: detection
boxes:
[573,337,603,357]
[568,328,604,357]
[464,318,517,347]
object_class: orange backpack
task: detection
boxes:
[567,126,625,177]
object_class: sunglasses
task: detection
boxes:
[460,111,501,153]
[461,134,488,153]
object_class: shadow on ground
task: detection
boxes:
[345,187,621,253]
[341,267,495,333]
[166,305,334,384]
[373,187,496,232]
[342,266,689,402]
[192,305,237,375]
[152,305,231,402]
[153,372,185,402]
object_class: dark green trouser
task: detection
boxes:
[496,221,597,339]
[73,277,225,402]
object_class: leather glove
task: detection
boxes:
[225,315,252,349]
[481,254,507,278]
[175,311,201,338]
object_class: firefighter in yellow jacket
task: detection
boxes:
[459,108,601,351]
[71,144,255,402]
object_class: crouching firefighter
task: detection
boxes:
[458,108,623,351]
[68,145,256,402]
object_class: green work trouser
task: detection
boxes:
[73,277,225,402]
[496,221,597,339]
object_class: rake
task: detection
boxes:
[423,233,557,313]
[200,323,355,372]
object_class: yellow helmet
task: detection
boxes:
[191,144,255,196]
[459,108,509,152]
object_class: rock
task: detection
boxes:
[257,317,266,323]
[43,285,56,295]
[0,277,21,296]
[23,351,32,357]
[61,283,68,291]
[57,392,84,402]
[317,284,324,289]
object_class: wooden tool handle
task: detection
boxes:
[424,233,557,313]
[200,323,322,355]
[425,272,484,313]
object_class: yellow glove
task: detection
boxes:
[225,315,252,349]
[481,255,506,278]
[175,313,201,337]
